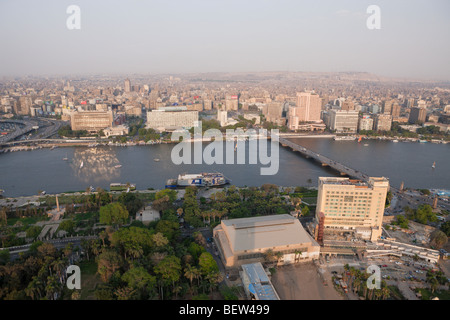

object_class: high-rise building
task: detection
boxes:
[382,100,393,115]
[146,109,198,132]
[16,96,32,115]
[328,110,359,133]
[374,114,392,132]
[295,92,322,122]
[408,107,427,124]
[391,102,401,118]
[124,78,131,93]
[70,110,114,133]
[315,177,390,241]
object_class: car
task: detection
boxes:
[395,262,402,265]
[382,264,388,267]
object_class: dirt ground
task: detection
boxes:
[270,262,344,300]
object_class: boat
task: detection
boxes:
[364,144,369,147]
[432,161,436,169]
[110,183,136,192]
[357,136,362,143]
[392,140,399,143]
[153,158,160,162]
[80,161,84,169]
[114,164,122,168]
[334,136,357,141]
[165,172,230,189]
[0,189,4,196]
[63,153,68,161]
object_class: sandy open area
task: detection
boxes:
[271,262,344,300]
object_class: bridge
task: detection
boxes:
[278,136,369,180]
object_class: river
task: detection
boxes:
[0,138,448,197]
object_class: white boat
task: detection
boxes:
[114,164,122,168]
[364,144,369,146]
[334,136,357,141]
[153,158,160,162]
[392,140,399,143]
[80,161,84,169]
[432,161,436,169]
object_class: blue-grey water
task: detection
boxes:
[0,138,448,197]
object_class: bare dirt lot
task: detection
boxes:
[271,262,344,300]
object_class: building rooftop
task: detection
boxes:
[220,214,314,253]
[241,263,279,300]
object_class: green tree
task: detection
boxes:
[121,266,157,299]
[99,202,129,227]
[26,226,42,239]
[58,219,75,235]
[198,252,219,276]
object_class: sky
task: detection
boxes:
[0,0,449,81]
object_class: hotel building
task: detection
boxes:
[315,177,390,241]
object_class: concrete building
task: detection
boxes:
[103,125,129,137]
[409,107,427,124]
[315,177,390,241]
[374,114,392,132]
[288,92,322,130]
[70,110,113,133]
[146,109,198,132]
[263,102,284,124]
[328,110,359,133]
[217,110,228,127]
[124,78,131,93]
[213,214,321,268]
[358,115,374,132]
[135,206,160,225]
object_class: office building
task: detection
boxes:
[70,110,114,133]
[124,78,131,93]
[295,91,322,122]
[315,177,390,241]
[374,114,392,131]
[146,109,198,132]
[409,107,427,124]
[328,110,359,133]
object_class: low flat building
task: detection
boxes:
[240,262,280,300]
[213,214,320,268]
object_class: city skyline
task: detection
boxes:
[0,0,450,81]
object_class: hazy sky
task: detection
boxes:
[1,0,449,80]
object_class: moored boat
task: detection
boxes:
[165,172,230,189]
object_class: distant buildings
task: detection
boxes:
[315,177,390,241]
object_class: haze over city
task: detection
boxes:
[1,0,450,81]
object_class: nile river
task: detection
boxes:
[0,138,448,197]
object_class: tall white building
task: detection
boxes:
[146,109,198,132]
[315,177,390,241]
[328,110,359,133]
